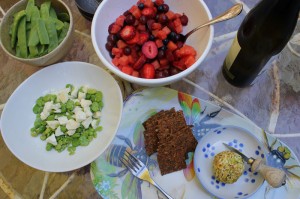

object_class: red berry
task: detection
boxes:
[120,26,136,41]
[133,54,147,69]
[121,66,133,75]
[108,23,121,34]
[142,7,155,18]
[125,14,136,25]
[141,63,155,79]
[142,41,158,59]
[180,14,189,26]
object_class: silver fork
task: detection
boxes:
[120,150,173,199]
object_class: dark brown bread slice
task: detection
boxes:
[143,108,175,129]
[158,125,197,154]
[157,141,187,175]
[143,108,176,155]
[156,111,187,142]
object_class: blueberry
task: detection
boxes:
[157,5,164,13]
[160,45,167,51]
[149,35,155,41]
[162,39,169,45]
[138,3,144,10]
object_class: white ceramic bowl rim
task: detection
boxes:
[91,0,214,85]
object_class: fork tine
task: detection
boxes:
[123,152,140,170]
[124,150,143,167]
[120,156,137,173]
[126,150,144,167]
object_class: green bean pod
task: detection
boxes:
[45,19,58,53]
[17,17,28,58]
[37,19,49,45]
[10,10,26,48]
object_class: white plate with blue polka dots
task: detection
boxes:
[194,125,266,199]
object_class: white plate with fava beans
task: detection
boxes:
[0,61,123,172]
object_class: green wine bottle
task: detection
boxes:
[222,0,300,87]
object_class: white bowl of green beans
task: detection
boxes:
[0,0,74,67]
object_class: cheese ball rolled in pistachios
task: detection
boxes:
[213,151,244,184]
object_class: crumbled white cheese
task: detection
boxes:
[66,119,80,130]
[57,88,70,103]
[66,130,76,136]
[91,119,99,129]
[78,92,86,100]
[57,116,68,125]
[80,99,92,107]
[93,111,101,119]
[46,134,57,146]
[82,85,88,93]
[55,126,64,136]
[46,121,59,129]
[40,111,50,120]
[75,110,87,122]
[70,87,78,98]
[73,106,82,114]
[82,117,92,129]
[84,106,93,117]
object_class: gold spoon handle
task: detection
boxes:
[251,158,286,188]
[184,3,243,39]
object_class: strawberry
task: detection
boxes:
[156,30,167,40]
[126,31,140,44]
[112,47,123,58]
[132,70,140,77]
[151,60,161,69]
[173,18,183,34]
[138,32,149,45]
[151,22,162,30]
[167,41,177,51]
[133,54,147,69]
[165,11,176,20]
[112,57,120,66]
[117,40,127,49]
[119,55,130,66]
[155,39,163,48]
[115,15,126,27]
[155,0,165,6]
[162,26,171,35]
[121,66,133,75]
[129,5,142,19]
[184,55,196,68]
[108,23,121,34]
[142,7,155,18]
[120,26,136,41]
[141,63,155,79]
[142,41,158,59]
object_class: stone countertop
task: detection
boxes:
[0,0,299,198]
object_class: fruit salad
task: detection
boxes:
[105,0,197,79]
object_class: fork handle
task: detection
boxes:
[150,180,174,199]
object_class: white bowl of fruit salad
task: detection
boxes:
[91,0,213,86]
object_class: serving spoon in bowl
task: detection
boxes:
[181,3,243,43]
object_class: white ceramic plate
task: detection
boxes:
[0,61,123,172]
[194,126,265,199]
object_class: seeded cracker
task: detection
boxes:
[143,108,198,175]
[143,108,175,155]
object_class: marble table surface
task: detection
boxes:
[0,0,299,198]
